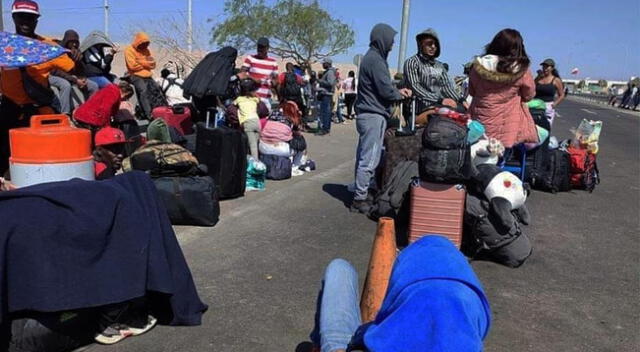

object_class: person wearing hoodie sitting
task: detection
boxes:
[311,235,491,352]
[468,28,538,149]
[125,32,165,119]
[403,28,464,116]
[81,30,118,89]
[49,29,100,114]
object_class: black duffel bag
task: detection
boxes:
[153,176,220,226]
[259,154,292,180]
[419,115,472,184]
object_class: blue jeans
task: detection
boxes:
[336,99,344,123]
[88,76,113,89]
[311,259,362,352]
[320,94,333,132]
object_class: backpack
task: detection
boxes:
[259,154,292,180]
[568,147,599,192]
[125,140,200,177]
[538,149,571,193]
[161,77,183,95]
[282,72,301,100]
[419,115,472,184]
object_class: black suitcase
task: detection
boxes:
[154,176,220,226]
[195,113,248,199]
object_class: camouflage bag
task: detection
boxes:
[123,140,200,177]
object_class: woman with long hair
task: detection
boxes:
[468,28,538,148]
[534,58,565,124]
[342,70,357,119]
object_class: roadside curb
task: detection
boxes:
[566,96,640,117]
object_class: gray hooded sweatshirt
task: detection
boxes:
[355,23,403,118]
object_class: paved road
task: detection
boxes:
[89,99,639,352]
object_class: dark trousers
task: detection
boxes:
[130,76,166,119]
[344,93,357,118]
[0,97,53,175]
[320,94,333,132]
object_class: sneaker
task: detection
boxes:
[95,324,132,345]
[292,168,304,177]
[350,199,372,214]
[122,315,157,336]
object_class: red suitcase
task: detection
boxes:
[408,181,466,248]
[152,106,194,135]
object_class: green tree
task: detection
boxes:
[212,0,355,70]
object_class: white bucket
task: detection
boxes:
[10,160,95,188]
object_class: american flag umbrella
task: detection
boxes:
[0,31,67,68]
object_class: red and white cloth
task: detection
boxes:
[242,55,278,100]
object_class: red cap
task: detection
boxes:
[95,127,127,147]
[12,0,40,16]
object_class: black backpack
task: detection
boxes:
[161,77,183,95]
[538,149,571,193]
[419,115,472,184]
[282,72,301,100]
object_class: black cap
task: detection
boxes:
[541,58,556,67]
[257,37,270,47]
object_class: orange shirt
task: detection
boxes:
[125,32,156,78]
[0,35,75,105]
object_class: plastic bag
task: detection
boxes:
[246,157,266,191]
[572,119,602,154]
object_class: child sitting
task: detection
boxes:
[93,127,128,180]
[234,79,262,159]
[73,81,134,133]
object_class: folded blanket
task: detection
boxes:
[0,171,207,326]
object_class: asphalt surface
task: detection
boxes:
[88,98,639,352]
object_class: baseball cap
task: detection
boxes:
[95,127,127,147]
[257,37,270,47]
[322,58,332,65]
[540,58,556,67]
[12,0,40,16]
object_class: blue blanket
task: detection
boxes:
[0,172,207,326]
[362,236,491,351]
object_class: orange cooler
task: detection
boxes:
[10,115,94,187]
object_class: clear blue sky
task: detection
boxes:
[3,0,639,80]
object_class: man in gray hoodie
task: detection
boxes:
[316,58,337,135]
[351,23,412,213]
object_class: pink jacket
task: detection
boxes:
[469,56,538,148]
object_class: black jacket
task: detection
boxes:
[183,47,238,99]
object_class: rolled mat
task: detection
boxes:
[360,217,398,323]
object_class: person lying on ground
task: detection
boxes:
[50,29,99,114]
[403,28,465,115]
[311,235,491,352]
[73,81,134,133]
[80,30,118,89]
[93,127,127,180]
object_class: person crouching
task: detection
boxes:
[73,81,134,135]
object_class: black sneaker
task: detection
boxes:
[350,199,371,214]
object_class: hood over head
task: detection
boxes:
[132,32,151,50]
[80,30,114,53]
[416,28,441,58]
[473,54,526,84]
[363,235,491,351]
[369,23,397,59]
[61,30,80,49]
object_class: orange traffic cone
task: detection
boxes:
[360,217,397,323]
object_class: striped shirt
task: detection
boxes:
[403,54,461,112]
[242,55,278,100]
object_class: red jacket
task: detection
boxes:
[73,84,121,127]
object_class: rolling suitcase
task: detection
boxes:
[152,105,195,136]
[408,180,466,248]
[195,109,248,199]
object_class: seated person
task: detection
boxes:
[311,236,491,352]
[73,81,134,132]
[158,68,191,106]
[125,32,165,119]
[93,127,127,180]
[49,30,99,114]
[80,30,118,89]
[403,29,466,123]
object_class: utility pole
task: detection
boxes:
[397,0,411,74]
[0,0,5,32]
[187,0,193,52]
[104,0,110,36]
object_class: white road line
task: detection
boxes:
[581,108,597,115]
